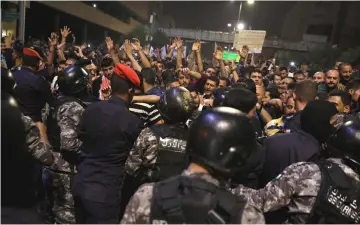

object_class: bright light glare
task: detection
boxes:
[290,61,295,66]
[247,0,255,4]
[93,3,97,8]
[227,23,232,27]
[224,46,228,49]
[88,44,91,47]
[237,23,245,30]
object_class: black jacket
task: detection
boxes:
[259,129,320,188]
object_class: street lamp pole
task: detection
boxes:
[237,1,243,26]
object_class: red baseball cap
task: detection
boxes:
[23,48,42,60]
[113,63,140,87]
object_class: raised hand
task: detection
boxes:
[213,47,223,60]
[105,37,114,52]
[131,38,141,51]
[60,26,71,38]
[48,32,59,47]
[239,45,249,58]
[124,39,133,56]
[192,40,201,52]
[74,46,84,58]
[175,37,183,49]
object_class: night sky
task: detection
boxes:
[163,1,295,37]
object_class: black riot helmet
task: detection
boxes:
[58,66,89,97]
[326,119,360,167]
[186,107,257,178]
[158,86,196,123]
[212,87,230,107]
[1,67,16,95]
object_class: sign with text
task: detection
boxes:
[233,30,266,54]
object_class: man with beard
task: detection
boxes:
[312,71,326,84]
[339,63,353,86]
[72,63,143,223]
[346,79,360,114]
[285,80,317,132]
[318,69,345,93]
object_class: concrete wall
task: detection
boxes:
[38,1,141,35]
[120,1,150,22]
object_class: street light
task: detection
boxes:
[247,0,255,5]
[93,3,97,8]
[237,23,245,30]
[290,61,295,67]
[227,23,232,27]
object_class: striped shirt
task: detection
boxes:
[129,102,162,127]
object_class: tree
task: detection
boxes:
[151,30,169,48]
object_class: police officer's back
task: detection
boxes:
[125,86,195,183]
[121,107,265,224]
[72,63,143,223]
[232,119,360,224]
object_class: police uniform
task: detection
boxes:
[123,107,264,224]
[50,100,86,224]
[121,170,265,224]
[22,114,56,165]
[72,63,143,224]
[231,158,360,223]
[46,66,91,224]
[12,48,54,122]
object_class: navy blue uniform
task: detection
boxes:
[259,129,320,188]
[13,67,54,122]
[72,96,143,224]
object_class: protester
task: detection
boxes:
[2,22,360,224]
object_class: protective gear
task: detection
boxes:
[212,87,230,107]
[1,67,16,95]
[158,87,195,123]
[306,160,360,224]
[326,119,360,166]
[150,175,246,224]
[186,107,257,178]
[46,96,86,154]
[147,124,187,182]
[57,66,89,97]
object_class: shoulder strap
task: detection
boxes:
[207,188,246,224]
[151,176,184,224]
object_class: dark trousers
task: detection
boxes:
[2,206,44,224]
[74,196,120,224]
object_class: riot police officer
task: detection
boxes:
[231,119,360,224]
[121,107,265,224]
[46,65,90,224]
[121,87,196,216]
[125,86,196,183]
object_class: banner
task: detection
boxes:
[222,51,240,62]
[233,30,266,54]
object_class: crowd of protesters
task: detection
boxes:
[1,24,360,224]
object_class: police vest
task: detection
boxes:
[46,96,86,164]
[148,124,188,182]
[306,160,360,224]
[150,175,246,224]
